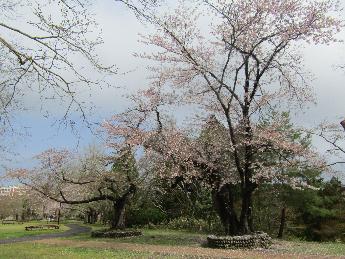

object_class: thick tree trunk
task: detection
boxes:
[111,198,127,229]
[239,192,251,234]
[212,184,239,235]
[238,104,256,235]
[238,183,255,235]
[110,183,136,229]
[212,182,256,235]
[277,207,286,239]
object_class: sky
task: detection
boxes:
[1,0,345,179]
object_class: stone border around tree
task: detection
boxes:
[207,232,272,249]
[91,229,142,238]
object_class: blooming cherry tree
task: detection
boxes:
[9,146,139,229]
[105,0,343,235]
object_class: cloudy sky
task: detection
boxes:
[1,0,345,177]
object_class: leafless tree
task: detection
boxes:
[310,122,345,167]
[0,0,116,128]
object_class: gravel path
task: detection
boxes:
[0,224,91,244]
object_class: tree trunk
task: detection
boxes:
[85,208,98,224]
[110,183,136,229]
[248,197,254,232]
[93,211,99,224]
[212,184,239,235]
[212,186,255,236]
[57,209,60,225]
[277,207,286,239]
[112,198,127,229]
[239,186,254,235]
[87,213,91,224]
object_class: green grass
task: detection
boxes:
[66,226,345,256]
[1,223,345,257]
[1,240,344,259]
[0,243,153,259]
[0,222,69,240]
[66,227,206,247]
[274,239,345,256]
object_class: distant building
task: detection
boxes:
[0,186,24,197]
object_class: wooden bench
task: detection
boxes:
[25,224,59,231]
[45,224,60,229]
[2,220,16,224]
[25,225,43,231]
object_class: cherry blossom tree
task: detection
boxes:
[9,146,139,229]
[104,0,343,235]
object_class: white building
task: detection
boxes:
[0,186,23,197]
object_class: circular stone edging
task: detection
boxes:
[207,231,272,249]
[91,229,142,238]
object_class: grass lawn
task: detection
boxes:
[0,243,153,259]
[67,227,206,247]
[0,221,69,240]
[63,226,345,257]
[272,240,345,256]
[1,237,345,258]
[1,225,345,258]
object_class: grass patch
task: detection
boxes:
[0,243,153,259]
[0,222,68,240]
[6,223,341,258]
[273,240,345,256]
[66,227,206,247]
[1,226,344,258]
[66,225,345,256]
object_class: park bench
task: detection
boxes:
[25,225,43,230]
[25,224,59,231]
[1,220,16,224]
[45,224,60,229]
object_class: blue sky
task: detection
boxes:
[1,0,345,180]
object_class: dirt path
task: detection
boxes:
[32,239,343,259]
[0,224,90,245]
